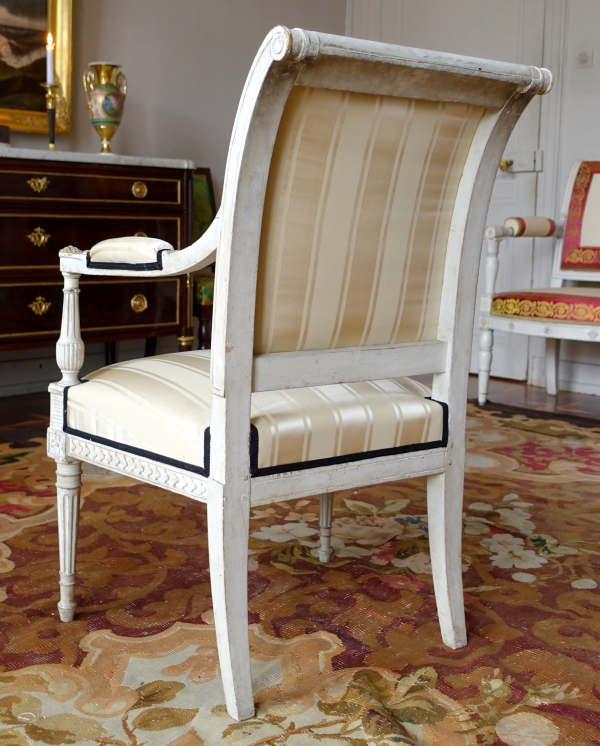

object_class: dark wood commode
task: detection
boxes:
[0,149,195,357]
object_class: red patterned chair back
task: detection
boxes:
[561,161,600,272]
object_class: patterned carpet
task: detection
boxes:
[0,403,599,745]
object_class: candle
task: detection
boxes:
[46,32,55,85]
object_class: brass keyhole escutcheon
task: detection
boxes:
[27,176,50,193]
[28,227,51,247]
[130,293,148,313]
[131,181,148,199]
[29,296,51,315]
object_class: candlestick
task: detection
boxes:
[46,32,55,85]
[42,83,60,151]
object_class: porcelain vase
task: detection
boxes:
[83,62,127,154]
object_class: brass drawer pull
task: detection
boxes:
[27,176,50,193]
[134,231,147,237]
[130,293,148,313]
[29,296,52,315]
[28,227,51,247]
[131,181,148,199]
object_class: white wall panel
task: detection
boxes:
[347,0,546,383]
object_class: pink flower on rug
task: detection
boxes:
[285,511,318,523]
[495,712,559,746]
[492,547,547,570]
[482,533,548,570]
[332,515,404,546]
[464,515,493,535]
[481,534,526,553]
[252,522,318,543]
[370,541,397,565]
[496,507,536,534]
[392,552,432,574]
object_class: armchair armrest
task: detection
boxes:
[504,216,556,237]
[59,212,220,277]
[485,216,558,240]
[480,215,558,316]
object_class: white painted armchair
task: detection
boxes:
[48,27,551,721]
[478,161,600,404]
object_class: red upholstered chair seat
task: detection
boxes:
[492,287,600,324]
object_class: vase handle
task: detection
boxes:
[116,71,127,96]
[82,67,96,95]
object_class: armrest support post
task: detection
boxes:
[480,226,507,313]
[56,272,85,387]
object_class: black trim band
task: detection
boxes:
[86,248,169,272]
[249,399,449,477]
[62,385,447,481]
[62,384,210,477]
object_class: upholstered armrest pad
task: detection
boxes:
[88,236,174,270]
[504,216,556,237]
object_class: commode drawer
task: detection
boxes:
[0,278,179,340]
[0,169,181,204]
[0,214,181,270]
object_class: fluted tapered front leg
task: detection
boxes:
[56,460,82,622]
[57,271,84,386]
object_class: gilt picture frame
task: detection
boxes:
[0,0,72,134]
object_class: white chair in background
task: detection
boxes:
[48,27,551,720]
[479,161,600,404]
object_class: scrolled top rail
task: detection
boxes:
[270,26,552,96]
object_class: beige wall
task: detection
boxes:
[13,0,346,201]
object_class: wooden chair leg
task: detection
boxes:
[56,459,82,623]
[545,338,560,396]
[207,492,255,721]
[427,465,467,649]
[478,327,493,406]
[319,493,334,562]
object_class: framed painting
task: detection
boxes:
[0,0,72,134]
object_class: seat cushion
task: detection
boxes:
[492,287,600,324]
[65,351,446,476]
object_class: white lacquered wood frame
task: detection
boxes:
[49,26,551,722]
[478,160,600,404]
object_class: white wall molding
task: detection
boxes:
[528,0,568,387]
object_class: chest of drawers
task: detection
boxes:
[0,149,195,355]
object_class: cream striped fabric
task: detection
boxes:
[89,236,173,263]
[254,87,485,354]
[66,351,444,473]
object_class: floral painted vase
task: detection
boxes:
[83,62,127,153]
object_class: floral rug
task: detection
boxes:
[0,403,599,745]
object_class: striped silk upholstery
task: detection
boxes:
[254,86,485,354]
[66,351,445,475]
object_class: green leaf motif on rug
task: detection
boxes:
[131,706,198,731]
[528,534,579,556]
[23,714,107,744]
[131,679,185,709]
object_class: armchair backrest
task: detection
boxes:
[557,161,600,280]
[254,88,483,354]
[209,27,550,483]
